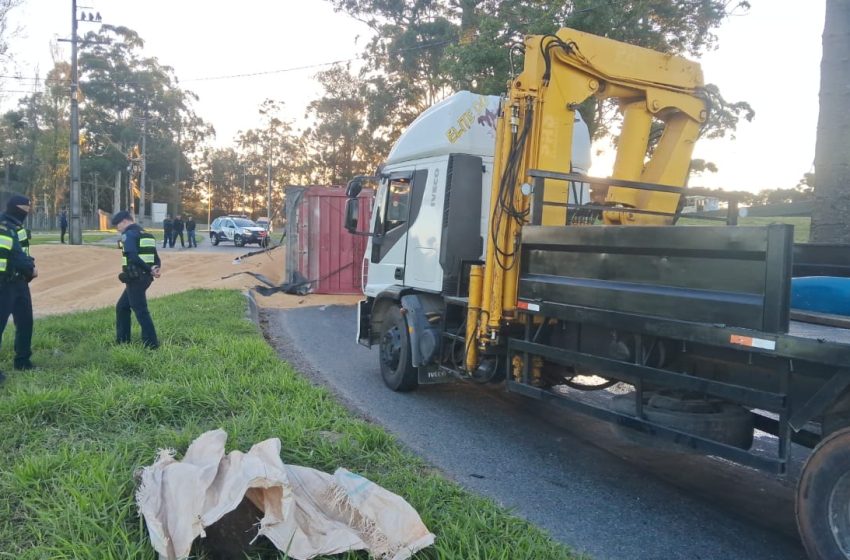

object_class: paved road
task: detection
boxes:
[263,304,808,560]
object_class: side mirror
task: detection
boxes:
[344,197,360,233]
[346,178,363,198]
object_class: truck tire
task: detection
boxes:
[234,234,244,247]
[797,427,850,560]
[611,392,753,450]
[378,306,418,392]
[212,233,220,246]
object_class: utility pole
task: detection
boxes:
[139,110,148,225]
[206,176,212,228]
[68,0,82,244]
[174,122,181,215]
[64,2,101,242]
[267,149,272,223]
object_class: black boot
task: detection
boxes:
[14,359,34,370]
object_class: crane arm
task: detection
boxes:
[467,28,708,372]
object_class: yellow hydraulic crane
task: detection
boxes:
[466,28,708,372]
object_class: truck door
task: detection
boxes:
[367,170,426,291]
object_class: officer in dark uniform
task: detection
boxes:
[0,194,37,382]
[112,210,161,349]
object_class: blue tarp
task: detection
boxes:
[791,276,850,316]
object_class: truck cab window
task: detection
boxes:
[377,178,411,233]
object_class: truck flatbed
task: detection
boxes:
[789,320,850,345]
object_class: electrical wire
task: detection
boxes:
[0,37,457,91]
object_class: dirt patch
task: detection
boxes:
[29,244,360,317]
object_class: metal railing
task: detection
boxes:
[528,170,739,226]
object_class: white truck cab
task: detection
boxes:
[358,91,591,302]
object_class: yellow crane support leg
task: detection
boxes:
[465,265,484,372]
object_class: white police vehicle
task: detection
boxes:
[209,216,269,247]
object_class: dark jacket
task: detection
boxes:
[186,218,196,232]
[123,224,160,274]
[60,211,68,227]
[162,218,173,232]
[0,213,35,278]
[173,218,185,233]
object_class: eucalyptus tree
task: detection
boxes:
[7,62,71,219]
[303,64,388,184]
[328,0,753,168]
[0,0,20,93]
[234,99,300,220]
[77,25,209,216]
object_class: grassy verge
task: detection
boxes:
[678,216,811,242]
[28,231,118,245]
[0,290,575,559]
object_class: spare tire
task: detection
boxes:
[610,391,754,450]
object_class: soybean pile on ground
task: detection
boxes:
[27,243,358,317]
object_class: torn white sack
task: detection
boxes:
[136,429,435,560]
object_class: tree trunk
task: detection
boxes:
[811,0,850,242]
[114,170,121,213]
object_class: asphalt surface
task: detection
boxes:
[262,304,808,560]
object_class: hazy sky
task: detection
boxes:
[3,0,826,193]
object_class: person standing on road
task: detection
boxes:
[173,214,185,248]
[112,210,160,349]
[186,215,197,248]
[59,208,68,244]
[162,214,173,249]
[0,195,37,381]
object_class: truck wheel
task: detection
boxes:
[234,234,244,247]
[611,391,753,450]
[379,306,417,392]
[797,427,850,560]
[212,234,220,246]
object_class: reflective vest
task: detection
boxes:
[121,231,157,272]
[16,226,29,256]
[0,226,13,276]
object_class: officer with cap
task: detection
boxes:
[112,210,161,348]
[0,194,37,381]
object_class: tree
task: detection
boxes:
[0,0,21,93]
[226,100,305,221]
[78,25,210,216]
[810,0,850,242]
[328,0,753,168]
[303,64,388,184]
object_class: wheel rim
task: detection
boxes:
[380,326,402,371]
[828,469,850,555]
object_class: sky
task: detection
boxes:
[2,0,827,193]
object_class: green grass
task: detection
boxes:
[28,231,118,245]
[0,290,575,560]
[678,216,811,243]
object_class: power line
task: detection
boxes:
[182,37,454,82]
[0,37,456,89]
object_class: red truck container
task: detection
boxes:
[283,186,373,295]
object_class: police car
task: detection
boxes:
[209,216,269,247]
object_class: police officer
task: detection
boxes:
[112,211,160,349]
[162,214,173,248]
[0,194,37,381]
